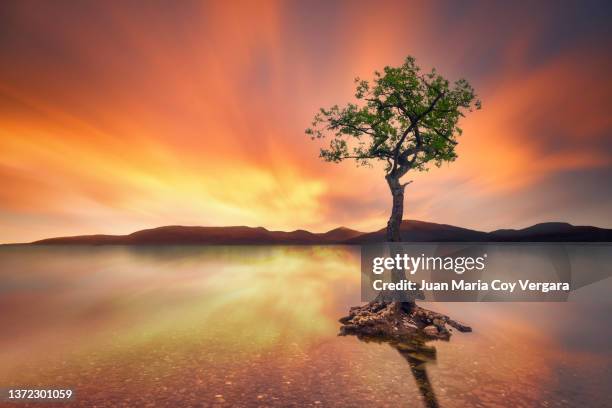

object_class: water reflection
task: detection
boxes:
[0,245,609,407]
[343,330,441,408]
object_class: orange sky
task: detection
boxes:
[1,0,611,243]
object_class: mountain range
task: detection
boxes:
[27,220,612,245]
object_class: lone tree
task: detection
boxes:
[307,56,479,241]
[307,56,480,338]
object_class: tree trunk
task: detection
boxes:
[384,174,416,308]
[338,173,472,338]
[385,174,404,242]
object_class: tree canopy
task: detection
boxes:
[306,56,480,181]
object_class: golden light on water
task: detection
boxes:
[1,246,609,406]
[0,246,360,367]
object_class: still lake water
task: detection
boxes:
[0,245,610,407]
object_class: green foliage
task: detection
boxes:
[306,56,480,177]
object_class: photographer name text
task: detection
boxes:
[372,279,570,293]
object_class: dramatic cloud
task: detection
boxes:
[0,0,610,242]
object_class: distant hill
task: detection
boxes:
[27,220,612,245]
[345,220,488,243]
[31,225,364,245]
[488,222,612,242]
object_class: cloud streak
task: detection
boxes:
[0,0,610,242]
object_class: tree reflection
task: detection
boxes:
[343,332,441,408]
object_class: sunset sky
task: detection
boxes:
[1,0,611,243]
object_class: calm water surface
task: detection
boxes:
[0,246,610,407]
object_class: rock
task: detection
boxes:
[338,315,351,324]
[339,301,471,340]
[447,318,472,332]
[423,325,439,337]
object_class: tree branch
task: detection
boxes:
[331,121,376,136]
[390,90,445,174]
[407,127,423,166]
[427,126,457,145]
